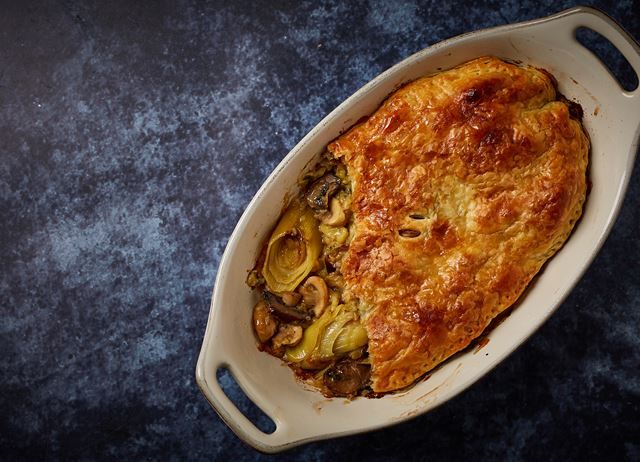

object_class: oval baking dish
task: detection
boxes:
[196,6,640,453]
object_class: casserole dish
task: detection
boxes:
[196,6,640,453]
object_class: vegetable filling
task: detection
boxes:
[247,155,371,397]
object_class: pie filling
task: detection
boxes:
[247,155,373,398]
[245,56,589,398]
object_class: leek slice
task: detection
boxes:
[333,322,368,355]
[284,307,335,364]
[316,312,355,360]
[263,202,322,294]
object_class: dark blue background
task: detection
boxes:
[1,1,639,460]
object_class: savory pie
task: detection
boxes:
[247,56,589,396]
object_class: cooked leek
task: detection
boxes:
[316,312,354,359]
[333,321,368,355]
[263,202,322,294]
[284,307,335,364]
[285,302,368,367]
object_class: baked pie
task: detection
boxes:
[247,56,589,397]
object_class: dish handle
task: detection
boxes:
[196,348,299,453]
[556,6,640,108]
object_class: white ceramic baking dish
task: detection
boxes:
[196,6,640,453]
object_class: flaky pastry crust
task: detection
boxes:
[328,57,589,392]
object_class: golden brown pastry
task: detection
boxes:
[327,56,589,392]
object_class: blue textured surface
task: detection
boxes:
[1,1,639,460]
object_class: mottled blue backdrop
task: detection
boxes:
[1,1,639,460]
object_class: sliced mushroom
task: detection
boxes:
[252,300,278,342]
[263,291,311,322]
[321,197,347,226]
[272,324,303,349]
[306,174,341,213]
[281,291,302,307]
[299,276,329,317]
[323,361,371,397]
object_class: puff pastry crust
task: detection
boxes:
[328,57,589,392]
